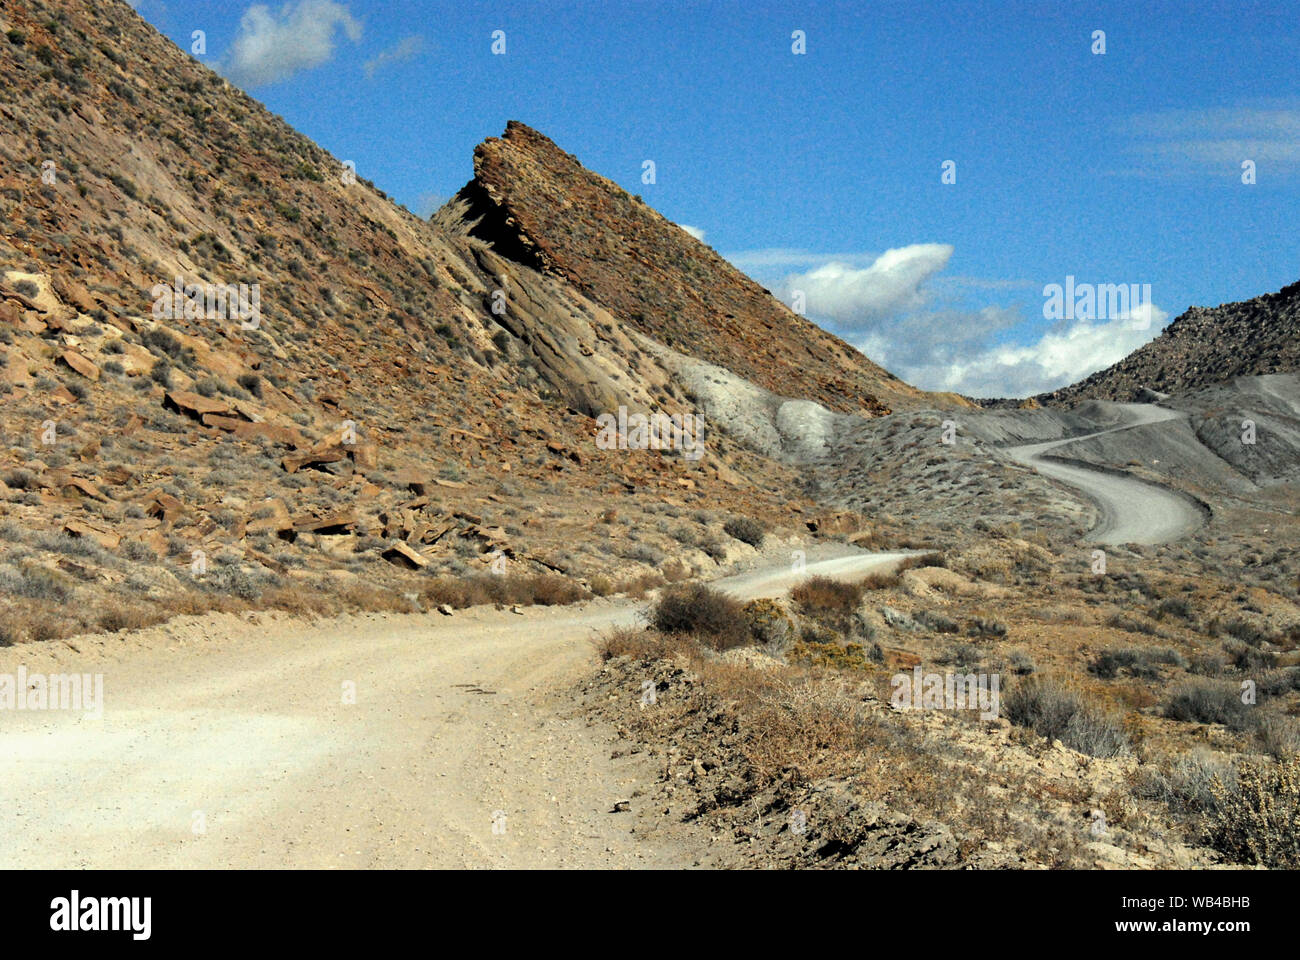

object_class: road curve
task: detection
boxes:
[0,549,914,870]
[1005,403,1203,545]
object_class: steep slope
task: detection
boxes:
[1040,279,1300,404]
[442,121,923,417]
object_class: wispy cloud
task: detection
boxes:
[221,0,362,89]
[1122,104,1300,174]
[414,192,447,218]
[677,224,706,243]
[364,35,424,78]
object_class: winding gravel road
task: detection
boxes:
[0,548,914,869]
[1006,403,1203,545]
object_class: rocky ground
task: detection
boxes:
[582,536,1300,869]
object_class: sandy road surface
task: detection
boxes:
[0,549,914,869]
[1006,403,1203,545]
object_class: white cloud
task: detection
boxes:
[726,247,896,270]
[763,245,1170,398]
[893,310,1169,398]
[222,0,362,89]
[364,35,424,78]
[780,244,953,324]
[678,224,706,243]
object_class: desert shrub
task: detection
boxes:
[1135,749,1233,816]
[722,516,765,548]
[119,539,157,562]
[1090,646,1186,679]
[149,358,173,388]
[1163,680,1257,731]
[598,625,648,660]
[1009,650,1036,675]
[896,552,945,571]
[1106,612,1160,636]
[615,571,666,598]
[97,602,162,633]
[420,576,490,610]
[597,626,687,662]
[701,539,728,562]
[647,583,747,650]
[622,542,665,565]
[967,617,1007,639]
[0,563,75,602]
[1224,640,1276,672]
[1153,596,1194,621]
[200,559,276,601]
[3,468,37,489]
[0,600,75,644]
[1256,716,1300,760]
[859,571,900,590]
[1004,678,1129,757]
[741,598,797,651]
[514,573,588,606]
[1201,758,1300,867]
[1189,651,1225,676]
[1256,668,1300,699]
[937,643,984,671]
[33,532,111,562]
[420,572,587,610]
[915,609,959,634]
[141,327,183,358]
[670,525,700,547]
[790,576,863,616]
[1219,618,1269,645]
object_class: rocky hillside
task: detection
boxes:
[0,0,936,643]
[440,122,921,418]
[1041,279,1300,404]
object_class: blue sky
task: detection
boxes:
[128,0,1300,397]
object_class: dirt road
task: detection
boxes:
[0,548,913,869]
[1006,404,1204,545]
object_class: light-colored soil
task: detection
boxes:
[1006,404,1205,544]
[0,548,911,869]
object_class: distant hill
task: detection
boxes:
[1040,279,1300,404]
